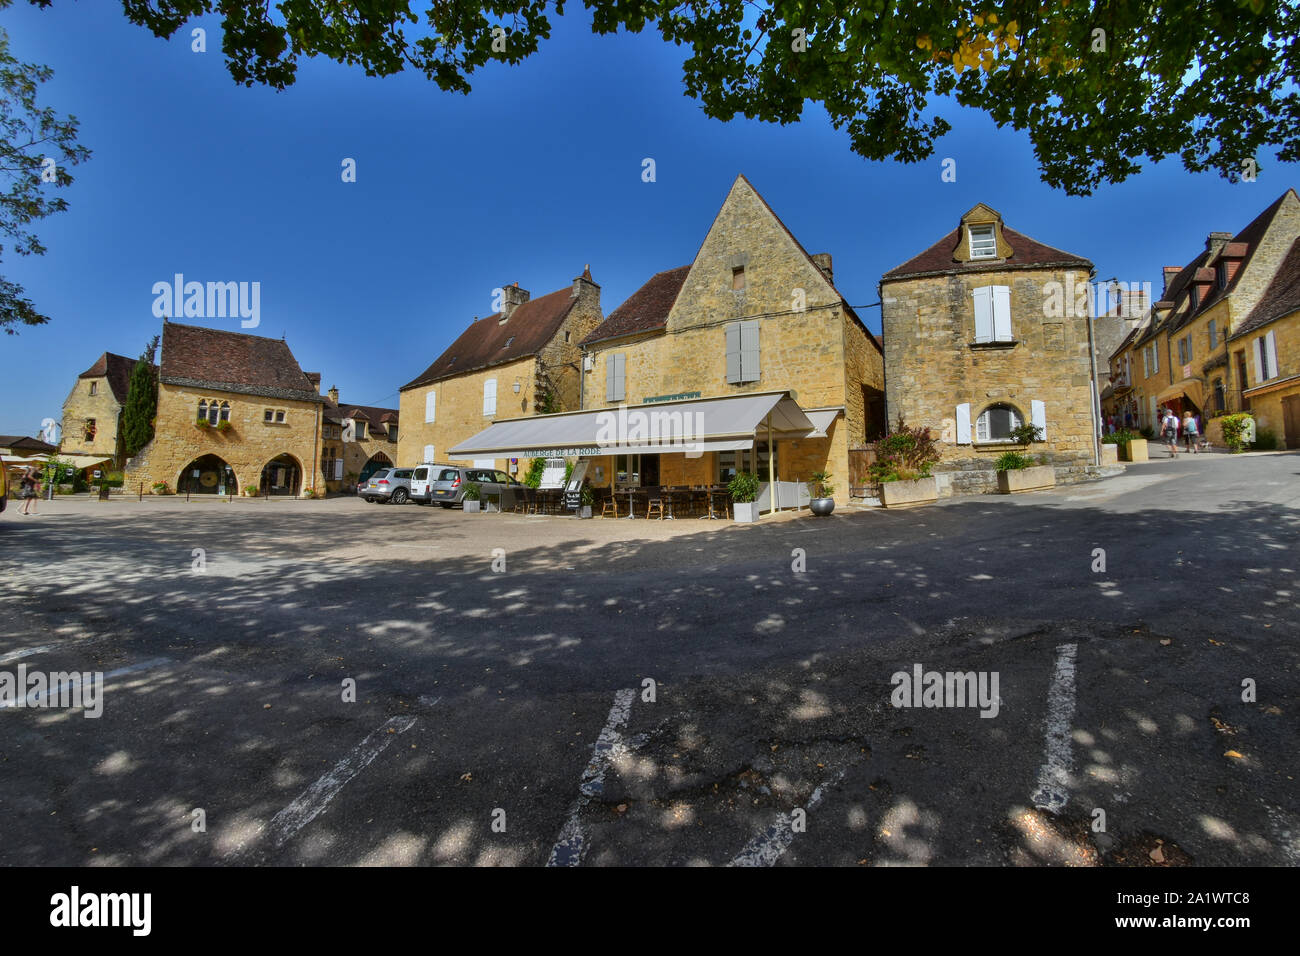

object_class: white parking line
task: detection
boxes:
[0,644,60,666]
[728,768,846,867]
[0,656,171,709]
[265,715,417,849]
[546,688,636,867]
[1031,643,1079,813]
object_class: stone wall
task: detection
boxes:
[59,375,125,466]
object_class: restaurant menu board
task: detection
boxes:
[564,459,590,510]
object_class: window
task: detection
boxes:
[1178,335,1192,365]
[483,378,497,416]
[973,286,1012,343]
[448,356,458,366]
[717,443,776,483]
[387,425,398,443]
[1189,286,1199,310]
[425,391,436,424]
[975,404,1022,442]
[1217,262,1228,288]
[1213,378,1225,412]
[968,224,996,258]
[725,320,761,383]
[274,410,285,423]
[199,400,208,421]
[89,381,97,396]
[732,266,746,291]
[355,420,366,439]
[606,353,626,402]
[1208,319,1218,350]
[1255,331,1278,382]
[264,408,274,422]
[219,402,229,423]
[503,336,514,349]
[1143,342,1159,375]
[564,331,570,343]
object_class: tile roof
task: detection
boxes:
[159,322,323,403]
[1234,236,1300,338]
[78,352,146,404]
[0,435,56,453]
[881,224,1092,281]
[581,266,691,345]
[324,402,400,431]
[401,284,581,391]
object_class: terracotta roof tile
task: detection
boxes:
[159,322,323,402]
[401,285,580,391]
[581,266,690,345]
[79,352,145,404]
[881,225,1092,281]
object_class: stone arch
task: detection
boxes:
[178,453,238,495]
[260,452,303,497]
[358,452,392,485]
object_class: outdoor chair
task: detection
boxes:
[601,491,620,518]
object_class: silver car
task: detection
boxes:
[428,466,522,508]
[361,467,414,504]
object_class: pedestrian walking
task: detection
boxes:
[1182,411,1200,453]
[18,464,41,514]
[1124,409,1135,429]
[1161,409,1180,457]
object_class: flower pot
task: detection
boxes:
[1101,443,1119,465]
[809,497,835,516]
[996,464,1056,494]
[463,500,481,513]
[880,477,938,508]
[732,501,758,523]
[578,505,593,519]
[1118,438,1148,462]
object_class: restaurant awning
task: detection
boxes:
[449,391,818,458]
[1155,378,1205,411]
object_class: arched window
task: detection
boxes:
[208,401,220,425]
[975,404,1022,442]
[219,402,230,422]
[198,400,207,422]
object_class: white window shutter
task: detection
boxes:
[483,379,497,416]
[725,323,742,384]
[955,403,971,444]
[617,353,626,400]
[973,287,993,343]
[1152,344,1158,373]
[740,320,761,381]
[992,286,1012,341]
[1031,399,1047,440]
[606,354,617,401]
[425,391,436,423]
[1265,331,1278,380]
[423,444,435,463]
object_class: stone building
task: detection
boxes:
[320,388,401,491]
[59,352,146,469]
[880,203,1100,495]
[397,270,604,474]
[1107,189,1300,448]
[449,174,885,506]
[123,322,327,495]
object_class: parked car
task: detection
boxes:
[409,463,452,504]
[361,467,414,504]
[428,466,522,508]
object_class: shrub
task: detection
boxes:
[215,420,232,433]
[810,470,834,497]
[195,418,210,428]
[1219,413,1254,452]
[728,471,760,503]
[244,484,259,496]
[523,458,546,488]
[869,419,941,482]
[462,481,481,501]
[1139,425,1155,439]
[579,483,596,506]
[102,471,124,488]
[995,451,1034,472]
[151,481,170,495]
[1253,426,1279,450]
[1103,428,1141,445]
[1010,422,1044,447]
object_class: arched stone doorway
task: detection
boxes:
[358,453,392,485]
[261,453,302,497]
[178,454,237,496]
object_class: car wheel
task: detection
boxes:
[390,489,408,504]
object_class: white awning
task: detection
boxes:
[62,455,113,470]
[450,391,815,457]
[801,407,843,438]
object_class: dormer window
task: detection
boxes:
[969,224,997,259]
[503,336,514,349]
[1189,286,1200,309]
[1217,262,1227,288]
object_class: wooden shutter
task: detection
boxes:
[1031,400,1047,440]
[607,353,626,402]
[740,320,761,382]
[1253,338,1264,384]
[973,287,993,343]
[1265,331,1279,380]
[725,323,742,383]
[425,391,436,423]
[955,403,971,444]
[483,379,497,416]
[992,286,1012,341]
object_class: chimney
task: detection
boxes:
[1205,231,1233,260]
[500,282,530,323]
[328,385,339,405]
[811,253,833,284]
[1163,266,1181,296]
[572,263,599,298]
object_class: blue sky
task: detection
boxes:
[2,3,1294,435]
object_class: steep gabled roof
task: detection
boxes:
[0,435,56,453]
[324,402,400,430]
[401,284,580,391]
[159,322,323,403]
[881,223,1092,281]
[581,266,691,346]
[1234,236,1300,339]
[78,351,144,404]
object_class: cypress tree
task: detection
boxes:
[121,335,159,457]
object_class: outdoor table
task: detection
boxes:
[621,486,639,518]
[706,488,730,519]
[660,488,680,519]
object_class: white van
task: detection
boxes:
[409,462,445,505]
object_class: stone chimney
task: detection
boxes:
[811,253,833,284]
[572,263,599,298]
[328,385,339,405]
[1205,231,1233,260]
[500,282,530,323]
[1163,266,1182,296]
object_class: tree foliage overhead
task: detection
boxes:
[121,335,159,458]
[89,0,1299,195]
[1,3,90,333]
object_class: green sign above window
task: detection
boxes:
[642,391,701,405]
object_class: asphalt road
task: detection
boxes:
[1,451,1297,866]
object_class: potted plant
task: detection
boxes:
[244,484,259,497]
[809,470,835,516]
[578,483,595,519]
[215,420,232,433]
[871,420,942,508]
[195,417,210,429]
[995,451,1056,493]
[151,481,171,495]
[728,471,760,522]
[1110,427,1148,461]
[462,481,482,513]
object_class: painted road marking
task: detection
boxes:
[0,644,60,666]
[546,688,636,867]
[265,715,417,849]
[1,656,171,709]
[1031,642,1079,813]
[729,768,847,867]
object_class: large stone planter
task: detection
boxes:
[463,500,481,513]
[732,501,758,523]
[880,477,938,508]
[1118,439,1148,462]
[1101,443,1119,465]
[996,464,1056,494]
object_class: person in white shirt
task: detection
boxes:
[1161,410,1181,457]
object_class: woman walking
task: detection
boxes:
[18,463,41,514]
[1182,412,1200,453]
